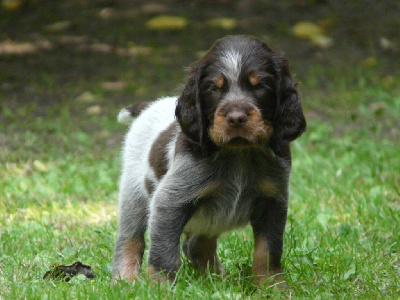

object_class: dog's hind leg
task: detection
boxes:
[112,181,148,282]
[183,234,223,274]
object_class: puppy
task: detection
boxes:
[112,35,306,286]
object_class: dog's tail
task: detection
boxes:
[117,102,151,125]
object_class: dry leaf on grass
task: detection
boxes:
[141,3,168,14]
[76,91,97,103]
[33,160,48,172]
[45,21,72,32]
[362,56,378,68]
[87,105,102,115]
[1,0,22,10]
[206,18,237,30]
[0,40,52,55]
[379,37,395,50]
[310,34,333,48]
[101,81,127,91]
[145,15,187,30]
[292,22,333,48]
[293,22,323,39]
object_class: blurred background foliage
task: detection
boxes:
[0,0,399,130]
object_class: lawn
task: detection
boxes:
[1,1,400,299]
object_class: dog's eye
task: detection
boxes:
[213,74,224,89]
[248,73,260,87]
[248,73,273,92]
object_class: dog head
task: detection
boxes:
[175,35,306,153]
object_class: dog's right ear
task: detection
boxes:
[175,64,205,146]
[271,58,306,149]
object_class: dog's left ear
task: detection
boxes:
[272,58,306,147]
[175,63,206,147]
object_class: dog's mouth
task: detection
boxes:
[209,127,273,148]
[226,136,252,147]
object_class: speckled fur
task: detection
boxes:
[112,35,306,286]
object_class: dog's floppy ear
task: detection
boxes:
[272,58,306,148]
[175,63,206,147]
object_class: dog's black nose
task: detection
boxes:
[226,110,248,128]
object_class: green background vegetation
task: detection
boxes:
[1,0,399,298]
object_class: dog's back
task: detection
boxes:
[118,97,178,199]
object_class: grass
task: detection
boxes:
[1,1,400,298]
[1,70,399,299]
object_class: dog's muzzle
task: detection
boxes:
[209,101,273,148]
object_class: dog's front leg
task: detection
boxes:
[147,191,194,282]
[250,197,288,288]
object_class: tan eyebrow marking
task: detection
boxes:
[213,74,224,89]
[248,73,260,86]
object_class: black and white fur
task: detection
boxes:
[112,35,306,286]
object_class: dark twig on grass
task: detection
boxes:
[43,261,96,282]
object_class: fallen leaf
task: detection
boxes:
[343,265,356,280]
[99,8,116,19]
[0,41,37,54]
[206,18,237,30]
[0,40,52,55]
[310,34,333,48]
[45,21,72,32]
[379,37,395,50]
[145,15,187,30]
[90,43,113,53]
[76,41,151,57]
[87,105,102,115]
[99,8,138,19]
[43,261,96,282]
[292,21,332,48]
[362,56,378,68]
[58,35,88,45]
[141,3,168,14]
[33,160,47,172]
[1,0,22,10]
[293,22,323,39]
[101,81,126,91]
[76,91,97,103]
[35,40,52,50]
[5,163,28,176]
[116,45,152,56]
